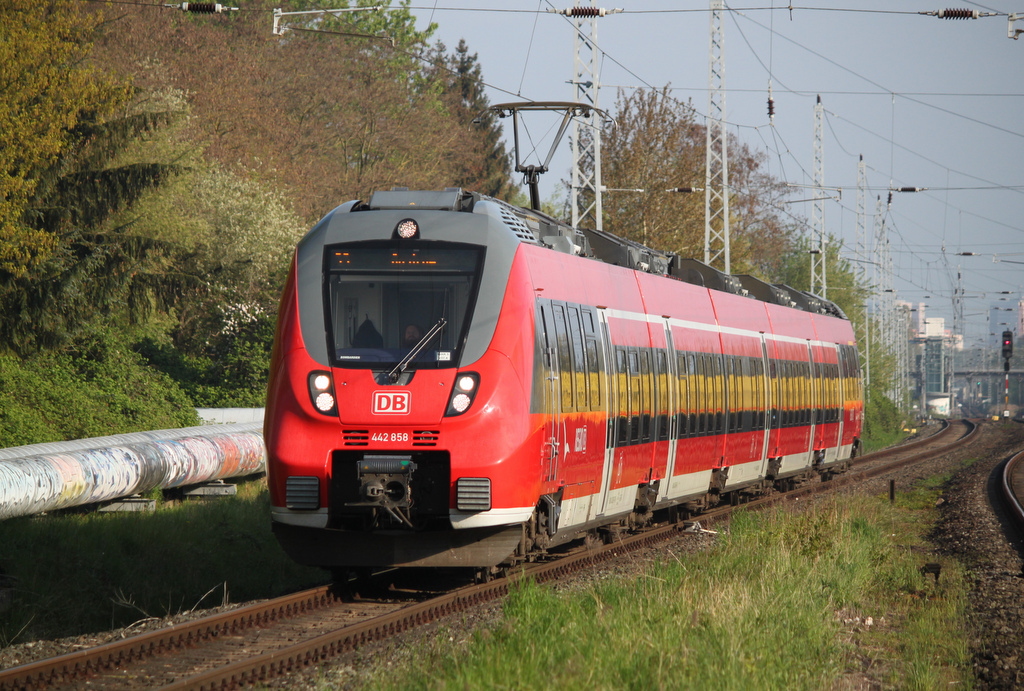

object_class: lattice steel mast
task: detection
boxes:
[704,0,730,272]
[554,5,621,230]
[810,95,826,297]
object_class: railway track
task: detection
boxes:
[0,419,983,691]
[1001,436,1024,531]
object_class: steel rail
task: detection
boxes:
[1000,447,1024,531]
[0,588,340,690]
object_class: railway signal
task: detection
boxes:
[1001,330,1013,417]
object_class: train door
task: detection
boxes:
[596,308,617,516]
[537,301,563,483]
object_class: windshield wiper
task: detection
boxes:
[388,317,446,383]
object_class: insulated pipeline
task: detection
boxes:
[0,422,265,520]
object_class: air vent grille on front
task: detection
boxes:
[343,430,369,446]
[412,430,440,446]
[285,476,320,510]
[456,477,491,511]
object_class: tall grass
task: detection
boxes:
[0,481,325,645]
[356,488,970,691]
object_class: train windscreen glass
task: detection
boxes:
[325,244,483,369]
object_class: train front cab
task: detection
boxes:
[266,198,545,570]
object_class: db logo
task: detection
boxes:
[373,391,411,415]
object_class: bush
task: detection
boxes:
[863,393,904,452]
[134,307,275,408]
[0,329,199,447]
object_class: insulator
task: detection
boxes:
[566,6,604,17]
[937,8,978,19]
[767,98,775,118]
[182,2,223,13]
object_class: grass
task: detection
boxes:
[0,479,325,646]
[349,480,972,691]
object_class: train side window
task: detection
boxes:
[803,361,811,426]
[656,351,669,441]
[582,309,597,335]
[706,354,716,435]
[695,355,706,435]
[676,352,689,438]
[586,338,601,409]
[567,306,587,412]
[581,307,602,410]
[736,357,746,433]
[626,350,641,443]
[754,359,765,431]
[639,351,652,443]
[535,302,554,406]
[701,354,708,435]
[615,348,629,446]
[552,304,573,412]
[745,358,754,431]
[726,356,737,434]
[713,355,724,435]
[782,361,791,427]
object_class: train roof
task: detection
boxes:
[356,187,846,320]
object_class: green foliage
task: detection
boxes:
[0,79,193,356]
[0,329,199,448]
[136,306,276,407]
[862,392,904,452]
[0,0,131,277]
[776,231,869,322]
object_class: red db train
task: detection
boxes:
[265,188,862,574]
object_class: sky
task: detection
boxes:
[407,1,1024,349]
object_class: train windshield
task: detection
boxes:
[325,243,483,370]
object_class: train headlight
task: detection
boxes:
[445,372,479,417]
[315,392,336,413]
[394,218,419,239]
[451,393,472,413]
[308,371,338,416]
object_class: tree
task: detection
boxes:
[423,39,513,199]
[0,0,130,278]
[777,232,903,443]
[593,88,705,252]
[91,2,513,222]
[587,87,794,276]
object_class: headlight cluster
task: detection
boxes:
[308,371,338,416]
[445,372,479,417]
